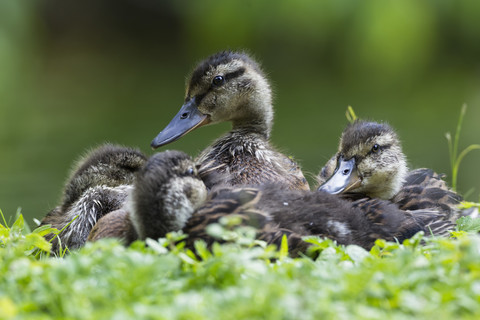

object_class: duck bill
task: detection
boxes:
[151,100,210,149]
[317,157,362,194]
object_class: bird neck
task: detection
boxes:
[231,99,273,139]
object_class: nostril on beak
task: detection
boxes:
[180,112,189,119]
[343,169,350,175]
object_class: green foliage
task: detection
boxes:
[456,216,480,233]
[445,104,480,191]
[0,209,54,259]
[3,211,480,319]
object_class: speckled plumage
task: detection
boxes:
[60,144,147,210]
[89,151,453,255]
[317,121,463,221]
[392,168,463,221]
[197,128,308,190]
[151,51,309,191]
[183,185,453,253]
[40,144,147,253]
[129,150,207,240]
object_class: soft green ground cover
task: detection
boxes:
[2,211,480,320]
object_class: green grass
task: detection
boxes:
[445,104,480,193]
[2,211,480,320]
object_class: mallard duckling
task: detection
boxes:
[318,121,407,199]
[89,151,453,254]
[150,51,309,191]
[41,144,147,253]
[317,121,462,219]
[88,150,208,245]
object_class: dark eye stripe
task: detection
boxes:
[189,68,246,105]
[224,68,245,81]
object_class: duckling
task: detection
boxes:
[88,150,208,245]
[88,151,453,254]
[150,51,309,191]
[41,144,147,253]
[317,120,462,219]
[317,121,407,199]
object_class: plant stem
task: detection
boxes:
[453,104,467,167]
[452,144,480,191]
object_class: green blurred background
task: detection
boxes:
[1,0,479,225]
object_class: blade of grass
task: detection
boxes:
[452,144,480,190]
[345,106,357,123]
[0,209,8,228]
[279,234,289,260]
[453,104,468,168]
[446,104,479,191]
[445,132,453,171]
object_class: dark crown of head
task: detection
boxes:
[188,51,263,88]
[341,120,395,151]
[139,151,191,181]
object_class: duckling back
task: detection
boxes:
[41,144,147,253]
[181,184,453,253]
[392,168,463,221]
[255,185,453,248]
[86,150,454,256]
[60,144,147,210]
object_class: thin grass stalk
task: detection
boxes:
[453,104,468,167]
[447,104,469,191]
[0,209,8,228]
[452,144,480,191]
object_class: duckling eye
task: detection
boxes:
[371,144,380,153]
[212,75,225,86]
[187,167,195,175]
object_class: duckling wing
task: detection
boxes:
[183,186,310,256]
[183,188,268,247]
[252,188,402,249]
[41,184,132,253]
[403,168,449,189]
[391,168,464,221]
[255,188,451,250]
[351,198,454,239]
[403,210,455,237]
[348,198,425,245]
[392,185,462,221]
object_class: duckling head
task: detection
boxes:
[130,150,208,240]
[151,51,273,148]
[318,121,407,199]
